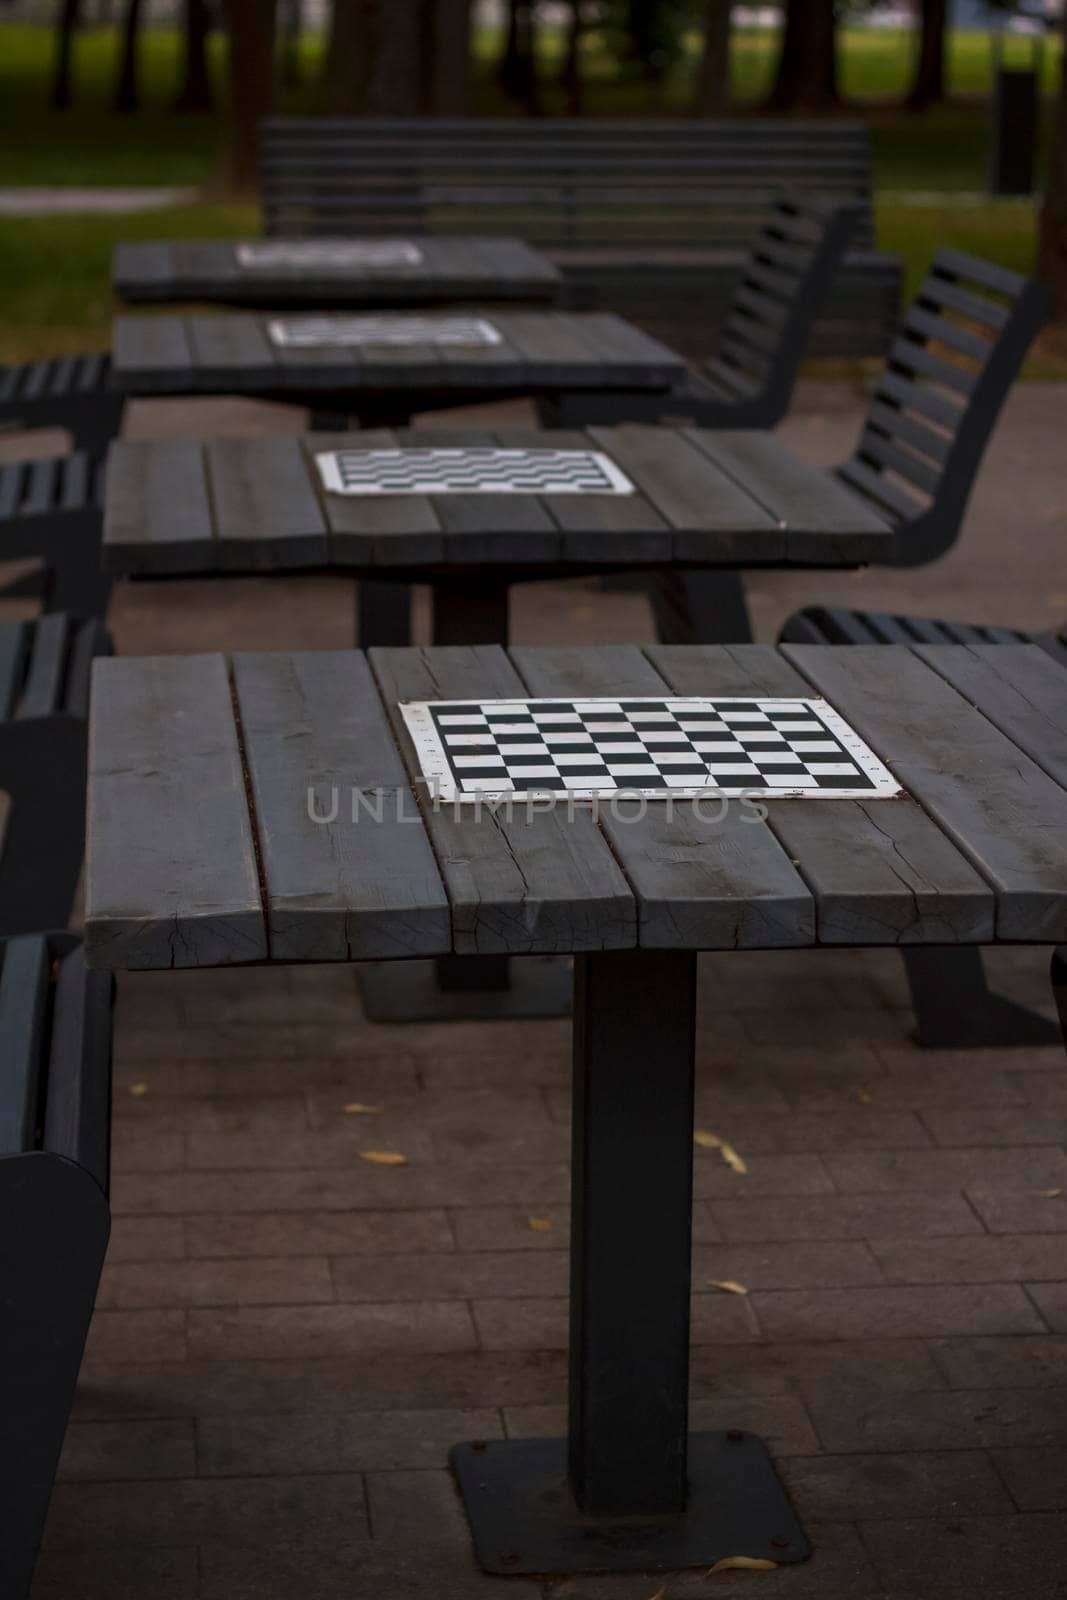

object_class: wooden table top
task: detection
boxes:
[84,642,1067,972]
[109,310,685,399]
[102,426,895,578]
[112,235,563,307]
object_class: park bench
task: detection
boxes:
[0,448,111,616]
[541,194,863,429]
[0,354,123,456]
[0,930,113,1599]
[0,613,112,937]
[777,602,1067,1052]
[259,117,900,358]
[654,248,1050,645]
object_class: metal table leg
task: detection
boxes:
[452,949,809,1574]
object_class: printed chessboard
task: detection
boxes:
[236,240,423,270]
[267,315,500,348]
[399,697,903,801]
[316,447,636,497]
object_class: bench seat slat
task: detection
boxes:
[42,945,112,1190]
[16,613,70,719]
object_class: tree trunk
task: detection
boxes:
[426,0,472,114]
[364,0,422,114]
[279,0,302,92]
[51,0,83,110]
[498,0,539,113]
[691,0,731,117]
[765,0,838,113]
[174,0,214,112]
[560,1,584,117]
[219,0,277,193]
[113,0,144,113]
[907,0,948,112]
[1039,31,1067,323]
[319,0,375,114]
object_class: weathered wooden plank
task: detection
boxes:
[85,654,266,970]
[588,424,782,558]
[187,314,277,383]
[111,316,194,390]
[232,651,450,961]
[103,440,216,575]
[369,645,636,955]
[206,437,329,571]
[112,241,176,299]
[681,428,895,563]
[511,644,815,950]
[648,644,994,946]
[302,430,445,568]
[573,312,687,387]
[17,614,69,719]
[913,643,1067,794]
[784,644,1067,942]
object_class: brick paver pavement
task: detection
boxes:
[3,385,1066,1598]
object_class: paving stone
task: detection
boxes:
[186,1123,438,1170]
[473,1293,759,1352]
[98,1256,335,1310]
[691,1153,834,1198]
[114,1094,310,1135]
[332,1249,568,1302]
[709,1193,983,1243]
[920,1108,1067,1146]
[1025,1282,1067,1331]
[989,1446,1067,1510]
[57,1420,196,1483]
[504,1393,820,1455]
[826,1148,1067,1193]
[870,1235,1067,1284]
[454,1203,722,1250]
[692,1339,946,1403]
[199,1538,537,1600]
[44,1473,368,1548]
[965,1186,1067,1234]
[1005,1070,1067,1106]
[810,1386,1067,1452]
[860,1513,1067,1597]
[185,1208,455,1258]
[104,1217,186,1263]
[109,1127,185,1173]
[782,1450,1013,1520]
[931,1335,1067,1389]
[198,1406,503,1476]
[786,1067,1026,1111]
[82,1309,187,1367]
[187,1302,478,1361]
[750,1285,1044,1343]
[365,1467,470,1544]
[545,1522,884,1600]
[116,1055,420,1097]
[31,1543,198,1599]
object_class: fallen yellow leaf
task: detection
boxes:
[358,1150,407,1166]
[708,1279,748,1296]
[707,1556,778,1574]
[128,1082,149,1097]
[647,1587,667,1600]
[694,1129,747,1174]
[1040,1187,1063,1198]
[343,1102,385,1115]
[527,1216,554,1233]
[855,1087,874,1105]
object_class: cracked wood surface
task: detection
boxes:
[102,427,893,578]
[113,236,563,307]
[84,645,1067,970]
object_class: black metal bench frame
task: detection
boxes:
[0,615,112,937]
[0,931,112,1598]
[0,449,111,617]
[0,355,123,456]
[259,116,900,359]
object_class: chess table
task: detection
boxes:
[108,308,684,426]
[85,640,1067,1576]
[112,235,564,308]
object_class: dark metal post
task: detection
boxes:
[1052,948,1067,1053]
[431,578,510,648]
[357,580,413,648]
[990,67,1038,197]
[569,948,696,1514]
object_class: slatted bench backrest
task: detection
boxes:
[836,248,1050,566]
[260,118,878,252]
[0,935,111,1186]
[0,615,107,723]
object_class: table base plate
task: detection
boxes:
[451,1432,811,1575]
[358,956,572,1022]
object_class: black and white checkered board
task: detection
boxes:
[399,697,903,801]
[316,447,635,497]
[267,315,500,349]
[236,240,423,270]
